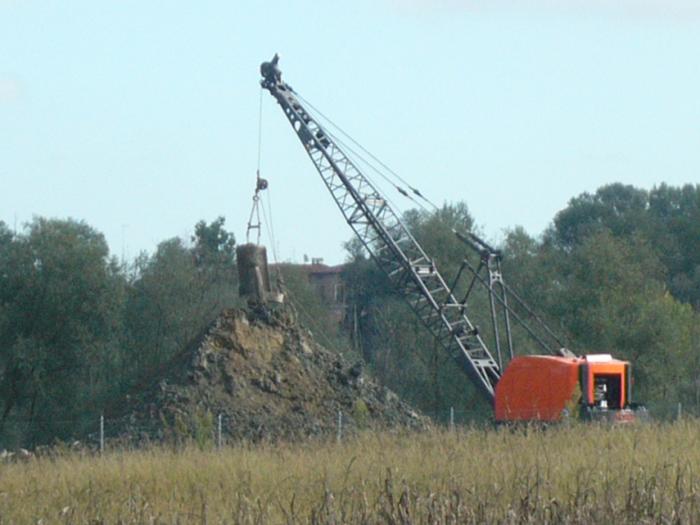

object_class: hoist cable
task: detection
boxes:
[257,87,264,172]
[297,92,440,212]
[319,125,419,205]
[321,126,431,216]
[297,92,410,188]
[260,191,279,264]
[265,187,278,261]
[302,97,420,206]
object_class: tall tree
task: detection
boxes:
[0,218,124,445]
[550,183,650,250]
[121,218,241,390]
[550,183,700,309]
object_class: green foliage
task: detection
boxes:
[2,182,700,446]
[404,202,477,279]
[192,216,236,268]
[0,218,124,445]
[193,411,215,449]
[121,217,241,392]
[352,399,370,428]
[550,182,700,308]
[551,183,650,249]
[275,264,353,357]
[161,411,214,449]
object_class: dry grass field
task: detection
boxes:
[2,421,700,524]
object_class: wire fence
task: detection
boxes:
[0,406,478,453]
[0,400,695,455]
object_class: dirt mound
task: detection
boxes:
[111,306,427,443]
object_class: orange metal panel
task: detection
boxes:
[495,356,582,422]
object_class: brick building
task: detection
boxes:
[272,258,347,323]
[303,258,346,323]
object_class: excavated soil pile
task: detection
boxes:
[111,306,427,444]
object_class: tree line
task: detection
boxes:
[1,182,699,446]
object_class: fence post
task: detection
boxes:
[100,414,104,454]
[450,406,455,431]
[337,411,342,443]
[217,413,223,449]
[678,402,682,420]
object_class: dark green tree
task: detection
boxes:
[550,183,650,250]
[0,218,125,446]
[192,216,236,268]
[121,218,241,389]
[550,183,700,309]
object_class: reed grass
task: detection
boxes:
[2,421,700,523]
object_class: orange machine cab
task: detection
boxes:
[494,354,631,422]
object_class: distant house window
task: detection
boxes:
[334,282,345,304]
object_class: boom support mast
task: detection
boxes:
[260,55,501,400]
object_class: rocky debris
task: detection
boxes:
[109,306,428,444]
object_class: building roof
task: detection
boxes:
[270,262,346,275]
[304,263,345,275]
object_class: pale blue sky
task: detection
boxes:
[1,1,698,264]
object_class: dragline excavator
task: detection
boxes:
[260,54,643,423]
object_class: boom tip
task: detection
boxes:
[260,53,282,85]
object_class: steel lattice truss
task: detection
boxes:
[261,56,501,400]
